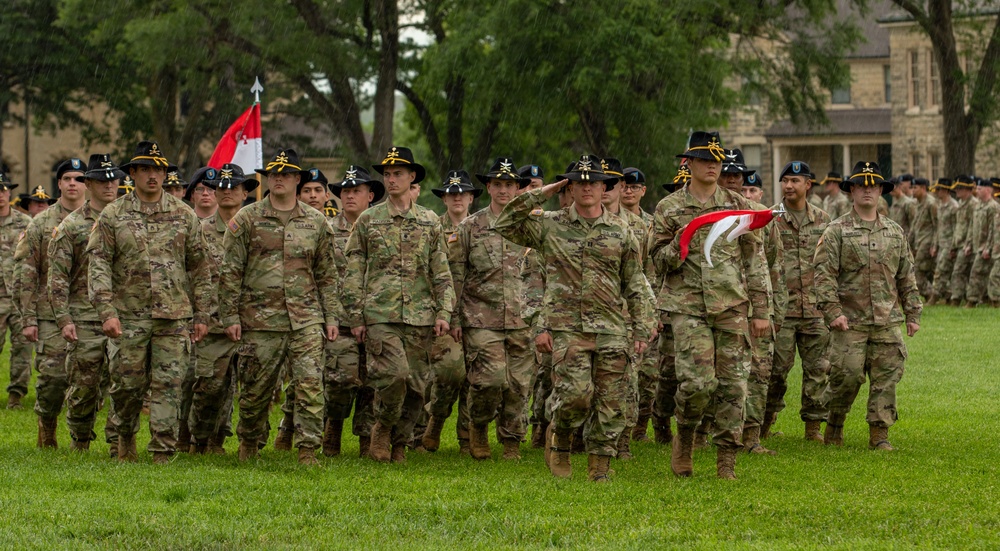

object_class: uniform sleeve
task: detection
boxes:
[448,222,469,325]
[314,221,343,327]
[428,219,456,324]
[185,214,216,326]
[766,226,788,327]
[896,235,922,325]
[341,218,368,327]
[14,223,41,327]
[621,231,654,342]
[46,224,74,328]
[219,212,249,328]
[813,226,843,326]
[521,249,544,329]
[648,203,683,275]
[87,211,117,322]
[493,188,546,249]
[739,226,770,321]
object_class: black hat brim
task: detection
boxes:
[332,180,385,204]
[255,167,310,185]
[676,151,722,162]
[372,163,426,184]
[475,173,531,188]
[0,184,20,191]
[120,160,177,172]
[433,186,483,198]
[83,168,128,182]
[217,178,259,193]
[840,179,893,195]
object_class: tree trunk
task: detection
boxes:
[0,99,6,171]
[444,75,465,175]
[148,67,179,164]
[370,0,399,160]
[926,1,976,175]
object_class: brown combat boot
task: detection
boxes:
[716,446,737,480]
[742,425,777,456]
[177,422,191,453]
[653,417,673,445]
[632,415,650,442]
[760,411,778,439]
[421,416,446,452]
[548,425,573,479]
[391,444,407,464]
[502,438,521,460]
[37,417,58,448]
[238,439,259,461]
[118,433,138,462]
[208,432,227,455]
[804,420,825,443]
[469,423,491,460]
[70,438,91,452]
[824,413,845,446]
[458,438,470,455]
[7,392,22,410]
[358,435,371,458]
[368,422,392,462]
[191,439,208,454]
[530,423,545,449]
[869,425,895,451]
[671,426,695,477]
[273,412,295,451]
[587,454,611,483]
[322,418,343,457]
[617,430,633,460]
[152,452,172,465]
[298,446,320,466]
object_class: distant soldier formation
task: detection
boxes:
[20,127,1000,480]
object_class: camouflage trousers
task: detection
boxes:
[323,333,362,421]
[351,344,375,438]
[529,346,553,428]
[966,254,993,304]
[365,323,433,447]
[237,326,325,449]
[65,321,119,444]
[33,320,69,420]
[179,339,196,444]
[744,329,774,428]
[652,320,677,425]
[426,332,468,441]
[550,331,630,457]
[989,259,1000,303]
[0,297,33,398]
[637,344,660,420]
[670,308,750,449]
[913,246,935,297]
[770,316,831,422]
[464,327,533,441]
[110,319,191,453]
[828,325,906,428]
[949,250,975,301]
[188,332,238,441]
[931,250,956,298]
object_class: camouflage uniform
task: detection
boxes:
[219,199,342,450]
[965,198,998,305]
[931,196,959,299]
[649,186,770,449]
[88,191,214,454]
[15,202,73,421]
[768,202,833,425]
[822,193,851,220]
[888,194,918,236]
[524,247,550,436]
[634,209,660,435]
[495,188,654,457]
[910,194,938,297]
[342,199,455,451]
[0,209,32,400]
[814,211,921,432]
[47,203,119,445]
[948,195,977,302]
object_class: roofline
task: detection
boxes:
[878,8,1000,25]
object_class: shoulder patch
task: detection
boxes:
[227,218,240,233]
[447,232,458,243]
[530,207,544,216]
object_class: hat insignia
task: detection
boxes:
[792,162,801,173]
[862,163,874,173]
[276,151,289,164]
[310,169,319,179]
[72,159,82,169]
[346,169,358,180]
[500,160,513,175]
[531,166,538,177]
[149,144,161,157]
[448,176,462,186]
[220,169,233,179]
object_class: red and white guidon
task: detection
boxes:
[208,103,262,174]
[678,209,785,267]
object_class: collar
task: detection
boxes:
[683,184,733,210]
[386,198,415,219]
[848,209,886,230]
[566,203,612,227]
[261,197,305,220]
[125,190,169,213]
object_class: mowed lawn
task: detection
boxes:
[0,306,998,550]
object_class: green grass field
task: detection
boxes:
[1,306,998,549]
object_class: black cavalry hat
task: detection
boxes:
[331,165,384,204]
[623,167,645,185]
[215,164,259,193]
[163,170,186,189]
[912,177,930,187]
[676,131,726,162]
[953,174,976,189]
[372,146,426,184]
[22,185,57,205]
[55,158,87,180]
[0,172,19,191]
[820,172,843,186]
[665,164,691,191]
[477,157,529,188]
[119,141,177,172]
[931,177,952,192]
[83,154,126,182]
[434,170,483,198]
[298,167,329,194]
[600,158,625,186]
[557,155,618,189]
[841,161,893,194]
[256,149,310,183]
[184,167,219,201]
[721,149,754,176]
[518,164,544,181]
[976,176,992,187]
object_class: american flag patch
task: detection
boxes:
[447,232,458,243]
[228,219,240,232]
[530,208,544,216]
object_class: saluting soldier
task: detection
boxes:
[0,172,32,409]
[15,157,87,448]
[928,179,958,305]
[909,178,938,298]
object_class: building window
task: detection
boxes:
[928,50,941,107]
[910,152,923,177]
[742,144,763,172]
[908,50,921,108]
[884,65,892,103]
[929,151,941,181]
[831,85,851,105]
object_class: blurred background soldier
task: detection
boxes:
[927,179,957,305]
[909,178,938,298]
[964,178,998,308]
[0,172,32,409]
[821,173,850,219]
[163,169,187,201]
[184,168,219,220]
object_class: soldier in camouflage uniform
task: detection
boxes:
[15,157,87,447]
[888,179,918,236]
[343,146,455,464]
[814,161,921,450]
[496,155,654,482]
[988,178,1000,306]
[419,171,476,454]
[821,173,850,220]
[47,154,124,453]
[928,179,958,305]
[184,168,218,219]
[649,133,771,480]
[324,166,383,457]
[965,178,998,307]
[187,164,258,455]
[948,175,977,305]
[0,172,32,409]
[87,141,214,464]
[220,149,342,466]
[297,168,329,213]
[162,170,187,200]
[909,178,938,298]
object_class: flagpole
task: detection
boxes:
[251,76,264,202]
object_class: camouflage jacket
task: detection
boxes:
[14,202,72,326]
[971,198,998,253]
[329,212,353,282]
[808,194,825,212]
[0,209,31,299]
[951,196,976,251]
[494,188,654,341]
[749,199,787,326]
[449,207,528,330]
[935,197,958,252]
[910,195,938,253]
[199,213,229,333]
[888,194,918,236]
[649,185,770,319]
[342,199,455,327]
[47,203,104,327]
[814,210,921,327]
[822,193,851,220]
[771,201,832,319]
[87,191,214,323]
[220,198,342,331]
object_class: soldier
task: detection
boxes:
[888,178,918,236]
[188,164,258,455]
[421,171,478,454]
[15,158,87,447]
[324,166,384,457]
[948,175,977,305]
[989,178,1000,306]
[47,154,123,453]
[342,146,455,464]
[118,176,134,197]
[298,168,329,213]
[965,177,998,307]
[909,178,938,298]
[162,170,187,200]
[650,133,770,480]
[19,186,54,217]
[807,174,825,211]
[814,161,921,450]
[742,172,765,204]
[220,149,341,466]
[495,154,653,482]
[184,168,219,219]
[0,172,32,409]
[88,141,214,464]
[766,161,833,444]
[897,173,914,198]
[821,173,850,219]
[928,179,957,305]
[519,164,545,191]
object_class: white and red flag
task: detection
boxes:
[679,208,785,267]
[208,102,262,173]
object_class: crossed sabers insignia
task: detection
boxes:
[862,163,875,173]
[448,176,462,185]
[150,144,162,157]
[275,152,290,164]
[100,158,113,168]
[346,169,358,180]
[221,169,234,179]
[499,161,514,176]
